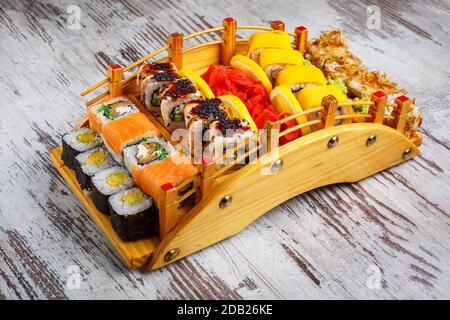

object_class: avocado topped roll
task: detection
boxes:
[88,96,139,133]
[74,147,115,192]
[61,127,102,170]
[91,166,134,215]
[138,62,180,112]
[123,137,175,172]
[160,78,201,131]
[109,188,157,241]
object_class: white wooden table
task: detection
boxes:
[0,0,449,300]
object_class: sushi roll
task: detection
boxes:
[74,147,115,192]
[184,98,229,157]
[274,65,327,94]
[137,63,180,112]
[247,31,292,63]
[123,137,175,173]
[61,127,102,170]
[258,48,304,83]
[160,79,201,131]
[109,188,157,241]
[88,96,139,133]
[91,166,134,215]
[101,112,161,165]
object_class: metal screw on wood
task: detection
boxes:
[219,195,232,208]
[164,248,179,262]
[403,148,413,160]
[366,134,377,146]
[328,136,339,148]
[271,159,284,173]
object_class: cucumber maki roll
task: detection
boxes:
[91,166,134,215]
[109,188,157,241]
[61,127,102,170]
[74,147,115,192]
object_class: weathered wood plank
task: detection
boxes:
[0,0,449,299]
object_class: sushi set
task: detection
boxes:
[50,18,423,270]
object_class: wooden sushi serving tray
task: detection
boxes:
[50,18,422,271]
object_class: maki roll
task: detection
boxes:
[88,96,139,133]
[160,78,201,131]
[61,127,102,170]
[137,62,180,112]
[74,147,115,192]
[91,166,134,215]
[123,137,175,173]
[109,188,157,241]
[101,112,161,164]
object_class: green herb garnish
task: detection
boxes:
[97,104,113,119]
[155,143,169,160]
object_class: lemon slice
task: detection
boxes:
[219,95,258,133]
[179,68,215,99]
[230,55,273,92]
[270,85,310,135]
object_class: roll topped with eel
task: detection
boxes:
[160,78,201,131]
[137,62,180,112]
[248,31,292,63]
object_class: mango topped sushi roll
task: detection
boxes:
[258,48,304,82]
[109,188,157,242]
[296,84,349,128]
[61,127,102,170]
[88,96,139,133]
[74,147,115,192]
[248,31,292,63]
[138,62,179,112]
[101,112,161,164]
[275,65,327,94]
[91,166,134,215]
[160,78,201,131]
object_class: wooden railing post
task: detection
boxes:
[199,157,217,199]
[319,95,338,129]
[390,95,410,133]
[159,183,179,239]
[271,20,285,31]
[168,32,183,69]
[108,64,123,98]
[221,17,237,65]
[264,119,280,154]
[295,26,308,54]
[369,91,387,124]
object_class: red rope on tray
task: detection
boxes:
[201,65,301,145]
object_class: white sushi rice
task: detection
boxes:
[75,147,115,176]
[102,138,124,165]
[123,137,175,172]
[63,127,102,152]
[92,166,134,196]
[91,97,139,128]
[108,188,153,216]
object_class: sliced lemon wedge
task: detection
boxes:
[179,68,215,99]
[270,85,310,135]
[230,55,273,92]
[219,94,258,133]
